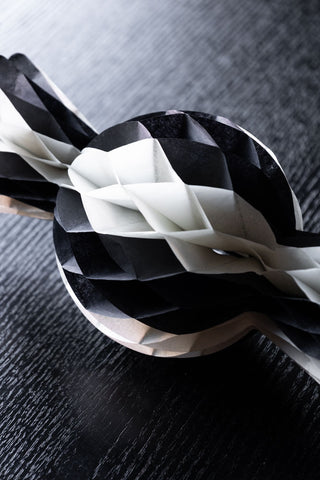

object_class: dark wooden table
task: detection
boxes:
[1,1,320,479]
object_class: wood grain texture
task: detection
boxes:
[0,1,320,479]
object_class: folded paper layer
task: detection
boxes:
[0,54,96,212]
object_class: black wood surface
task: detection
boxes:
[1,1,320,479]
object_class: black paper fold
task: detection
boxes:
[0,54,96,211]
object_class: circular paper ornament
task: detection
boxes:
[53,110,320,365]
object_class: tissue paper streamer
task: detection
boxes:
[1,55,320,382]
[0,54,96,214]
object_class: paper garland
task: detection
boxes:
[1,55,320,382]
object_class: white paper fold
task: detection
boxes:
[0,88,80,187]
[67,138,320,307]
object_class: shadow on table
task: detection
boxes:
[59,331,320,480]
